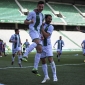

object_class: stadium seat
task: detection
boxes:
[49,3,85,25]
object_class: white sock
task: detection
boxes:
[42,64,49,78]
[18,55,22,64]
[50,61,57,78]
[34,53,41,70]
[23,42,37,57]
[12,56,15,62]
[58,55,60,60]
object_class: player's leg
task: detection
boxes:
[17,47,22,67]
[0,51,2,57]
[82,48,85,56]
[82,49,85,62]
[56,49,58,57]
[40,49,50,83]
[58,50,62,62]
[2,48,5,56]
[48,57,58,82]
[22,30,40,61]
[0,48,2,57]
[41,57,50,83]
[32,44,42,76]
[57,49,61,62]
[23,47,25,54]
[47,46,58,82]
[11,49,16,65]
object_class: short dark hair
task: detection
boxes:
[45,14,52,19]
[37,1,44,5]
[15,29,19,32]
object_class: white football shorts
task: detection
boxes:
[41,45,53,58]
[57,49,62,53]
[12,47,21,54]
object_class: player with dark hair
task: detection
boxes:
[9,29,22,67]
[40,14,58,83]
[81,40,85,56]
[23,39,30,54]
[22,1,45,68]
[0,39,3,57]
[53,36,64,62]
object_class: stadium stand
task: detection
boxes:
[0,0,85,26]
[18,0,65,25]
[49,2,85,25]
[75,5,85,13]
[0,0,26,23]
[0,0,85,52]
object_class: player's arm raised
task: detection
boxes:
[24,12,34,25]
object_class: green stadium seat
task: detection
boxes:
[0,0,26,23]
[49,3,85,25]
[18,1,64,24]
[76,5,85,13]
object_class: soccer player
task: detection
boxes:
[81,40,85,56]
[40,14,58,83]
[53,36,64,62]
[9,29,22,67]
[2,42,7,56]
[22,1,45,65]
[23,39,30,54]
[76,26,85,62]
[0,39,3,57]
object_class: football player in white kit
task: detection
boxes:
[22,1,44,59]
[76,26,85,33]
[40,14,58,83]
[81,40,85,56]
[76,26,85,62]
[22,1,45,74]
[53,36,64,62]
[9,29,22,67]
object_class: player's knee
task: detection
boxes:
[18,51,22,55]
[41,58,46,64]
[33,39,40,44]
[36,44,42,53]
[48,57,53,63]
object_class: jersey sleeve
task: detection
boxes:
[81,40,84,44]
[9,35,14,41]
[26,12,33,21]
[47,25,54,35]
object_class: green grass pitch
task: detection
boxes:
[0,51,85,85]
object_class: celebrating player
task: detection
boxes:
[53,36,64,62]
[9,29,22,67]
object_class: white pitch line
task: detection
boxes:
[0,63,85,70]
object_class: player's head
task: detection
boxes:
[45,14,52,24]
[26,39,28,42]
[37,1,44,12]
[59,36,62,40]
[15,29,19,34]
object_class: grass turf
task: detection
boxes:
[0,51,85,85]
